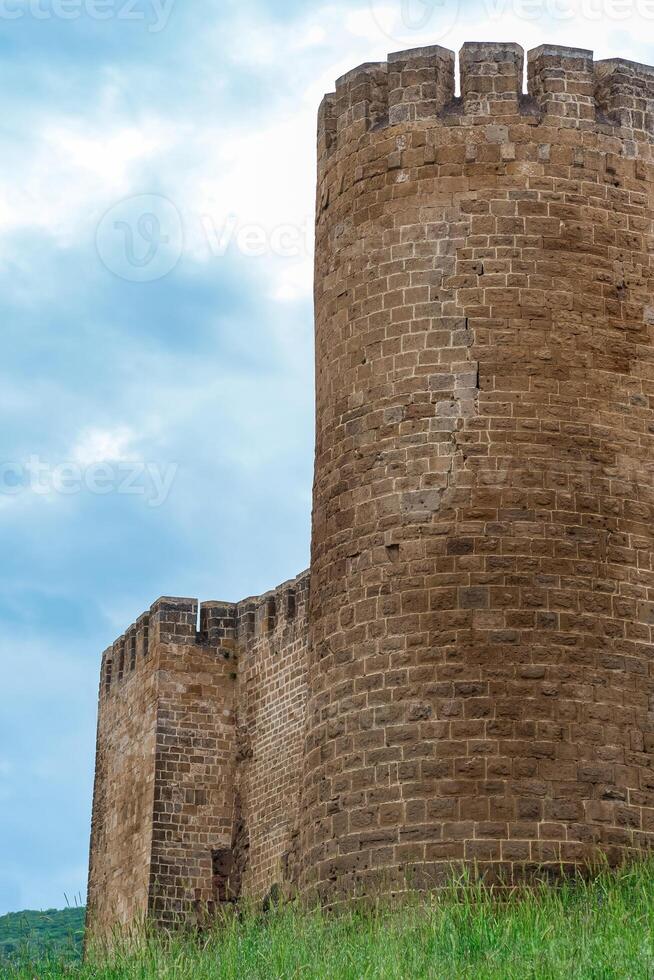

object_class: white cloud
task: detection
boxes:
[182,108,315,270]
[269,257,314,303]
[71,426,139,466]
[0,4,652,302]
[0,115,167,250]
[1,2,649,308]
[47,124,162,186]
[1,1,653,255]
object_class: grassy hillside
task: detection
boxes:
[0,906,85,961]
[4,864,654,978]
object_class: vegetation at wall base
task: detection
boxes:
[4,863,654,978]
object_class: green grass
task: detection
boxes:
[0,906,85,961]
[4,863,654,978]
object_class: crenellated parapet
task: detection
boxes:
[460,42,524,118]
[528,45,595,126]
[318,42,654,161]
[149,596,199,644]
[100,598,244,700]
[388,45,455,125]
[99,573,312,705]
[595,56,654,132]
[235,571,310,645]
[100,611,150,698]
[199,601,237,647]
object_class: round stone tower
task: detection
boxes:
[302,42,654,900]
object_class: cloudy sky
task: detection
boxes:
[0,0,653,916]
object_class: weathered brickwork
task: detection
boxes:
[148,599,238,927]
[304,42,654,902]
[87,576,308,941]
[234,573,309,899]
[87,616,156,931]
[88,40,654,938]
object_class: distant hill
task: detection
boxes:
[0,906,85,960]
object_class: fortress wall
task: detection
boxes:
[304,42,654,901]
[86,614,157,938]
[148,599,238,927]
[88,39,654,934]
[234,571,310,900]
[87,599,240,937]
[87,576,311,935]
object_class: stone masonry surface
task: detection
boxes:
[87,41,654,938]
[87,576,308,937]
